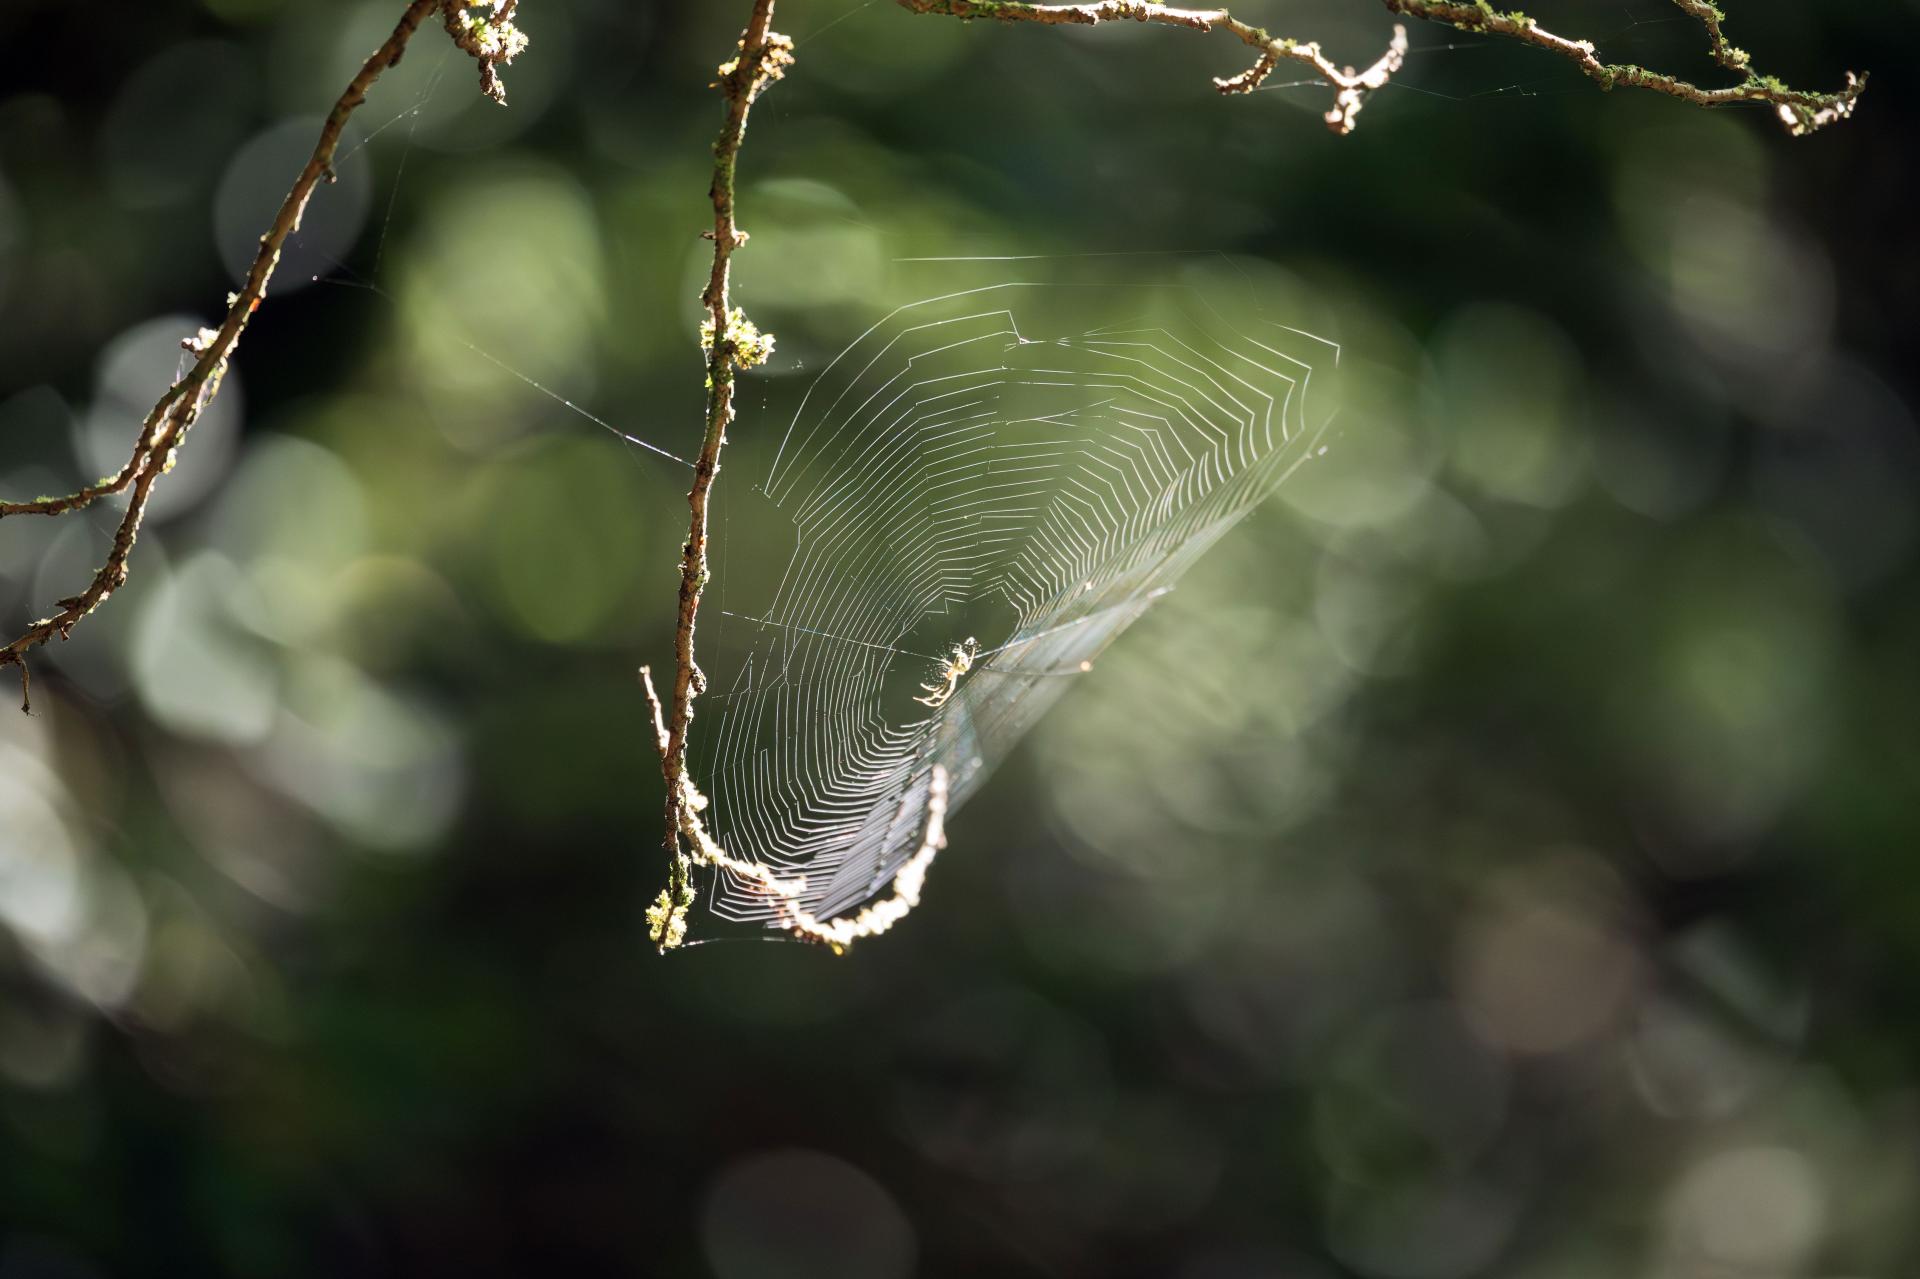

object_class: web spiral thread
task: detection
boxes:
[697,271,1338,929]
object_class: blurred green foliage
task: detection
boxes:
[1,0,1917,1275]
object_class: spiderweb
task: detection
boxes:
[692,259,1340,933]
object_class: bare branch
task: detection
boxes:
[895,0,1865,138]
[651,0,792,951]
[896,0,1409,134]
[639,664,672,756]
[0,0,531,713]
[0,396,172,519]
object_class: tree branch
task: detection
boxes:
[1383,0,1864,136]
[896,0,1408,134]
[896,0,1865,137]
[651,0,793,951]
[0,0,529,713]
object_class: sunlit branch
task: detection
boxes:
[652,0,793,951]
[1383,0,1864,136]
[896,0,1865,137]
[0,0,529,713]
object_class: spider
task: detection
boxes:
[913,636,979,709]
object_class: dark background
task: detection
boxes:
[1,1,1917,1276]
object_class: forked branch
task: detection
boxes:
[897,0,1865,137]
[897,0,1408,133]
[0,0,528,712]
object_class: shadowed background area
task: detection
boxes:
[1,1,1917,1276]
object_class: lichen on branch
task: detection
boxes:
[439,0,530,104]
[897,0,1866,138]
[653,0,791,951]
[1382,0,1864,136]
[701,307,776,370]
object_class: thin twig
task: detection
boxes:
[1667,0,1749,74]
[651,0,792,951]
[0,0,528,713]
[896,0,1864,137]
[0,392,177,519]
[896,0,1407,133]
